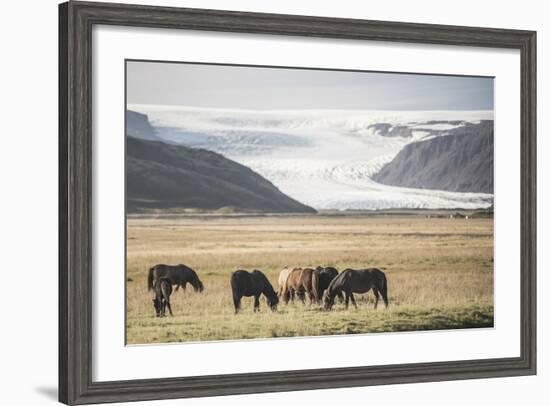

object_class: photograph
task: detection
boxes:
[125,60,495,344]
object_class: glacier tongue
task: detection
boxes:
[128,105,494,210]
[238,157,493,210]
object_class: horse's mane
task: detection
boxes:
[253,270,277,297]
[326,270,347,295]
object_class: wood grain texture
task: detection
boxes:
[58,1,537,404]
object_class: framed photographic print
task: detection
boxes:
[59,1,536,404]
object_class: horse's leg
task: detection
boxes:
[373,288,380,309]
[282,289,289,305]
[233,294,241,314]
[166,298,173,316]
[182,282,187,292]
[160,299,166,317]
[308,289,315,305]
[337,291,345,303]
[350,293,358,309]
[254,295,260,312]
[344,291,350,309]
[174,284,179,292]
[299,289,306,305]
[306,284,316,305]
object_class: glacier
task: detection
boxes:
[128,104,494,210]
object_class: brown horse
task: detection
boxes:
[315,266,343,304]
[281,267,319,305]
[324,268,388,310]
[148,264,204,293]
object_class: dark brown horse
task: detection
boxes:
[230,270,279,314]
[324,268,388,310]
[281,267,319,305]
[148,264,204,293]
[152,277,173,317]
[314,266,343,303]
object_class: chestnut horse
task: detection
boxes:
[281,267,319,305]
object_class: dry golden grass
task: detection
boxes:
[126,214,493,344]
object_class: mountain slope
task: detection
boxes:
[126,136,316,213]
[372,121,493,193]
[126,110,164,142]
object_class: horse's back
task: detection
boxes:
[278,267,293,288]
[350,268,387,291]
[316,267,339,290]
[152,264,193,281]
[285,267,304,289]
[231,270,254,296]
[299,268,316,287]
[333,268,362,291]
[363,268,386,283]
[150,264,168,277]
[152,264,177,278]
[252,269,273,291]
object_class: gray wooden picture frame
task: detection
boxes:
[59,1,537,404]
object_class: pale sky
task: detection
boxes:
[127,60,494,111]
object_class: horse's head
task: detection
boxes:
[152,298,162,317]
[267,293,279,312]
[193,280,204,293]
[323,291,334,311]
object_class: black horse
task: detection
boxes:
[153,277,173,317]
[315,266,343,304]
[230,270,279,314]
[148,264,204,293]
[324,268,388,310]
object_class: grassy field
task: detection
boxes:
[126,213,494,344]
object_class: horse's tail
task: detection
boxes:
[147,267,155,291]
[311,269,320,303]
[230,272,239,295]
[381,272,389,307]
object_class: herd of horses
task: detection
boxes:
[147,264,389,317]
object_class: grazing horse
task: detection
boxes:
[277,267,294,297]
[231,270,279,314]
[148,264,204,293]
[281,267,319,305]
[315,266,343,304]
[324,268,388,310]
[152,277,173,317]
